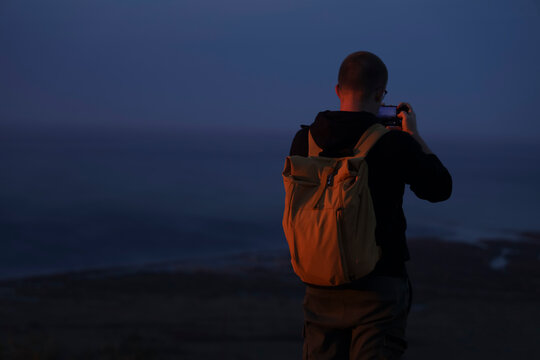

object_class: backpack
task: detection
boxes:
[282,123,388,286]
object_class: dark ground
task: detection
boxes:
[1,235,539,359]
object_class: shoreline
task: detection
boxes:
[2,229,539,283]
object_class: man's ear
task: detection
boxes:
[335,84,341,99]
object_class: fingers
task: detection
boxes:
[396,109,408,120]
[386,125,402,131]
[396,102,417,136]
[397,102,413,113]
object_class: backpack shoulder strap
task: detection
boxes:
[353,123,389,157]
[307,130,323,157]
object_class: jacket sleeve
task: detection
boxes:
[400,133,453,202]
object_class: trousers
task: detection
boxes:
[302,275,411,359]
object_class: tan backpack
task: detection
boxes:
[282,123,388,286]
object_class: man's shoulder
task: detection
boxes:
[376,129,416,145]
[369,129,419,157]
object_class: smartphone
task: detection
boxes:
[377,105,402,127]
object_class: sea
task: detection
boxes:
[1,126,539,279]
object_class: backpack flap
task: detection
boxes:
[282,155,347,285]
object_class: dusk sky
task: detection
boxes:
[2,0,540,142]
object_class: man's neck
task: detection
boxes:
[339,101,379,115]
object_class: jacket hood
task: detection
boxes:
[309,110,379,157]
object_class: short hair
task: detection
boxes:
[337,51,388,96]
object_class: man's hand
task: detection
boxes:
[396,102,418,136]
[395,102,433,154]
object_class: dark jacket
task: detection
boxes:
[289,110,452,282]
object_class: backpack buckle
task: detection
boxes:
[326,173,334,186]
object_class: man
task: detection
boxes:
[288,51,452,359]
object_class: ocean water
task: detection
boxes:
[404,138,540,243]
[1,127,539,279]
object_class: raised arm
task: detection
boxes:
[397,102,452,202]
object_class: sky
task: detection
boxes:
[1,0,540,142]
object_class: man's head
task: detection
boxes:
[335,51,388,113]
